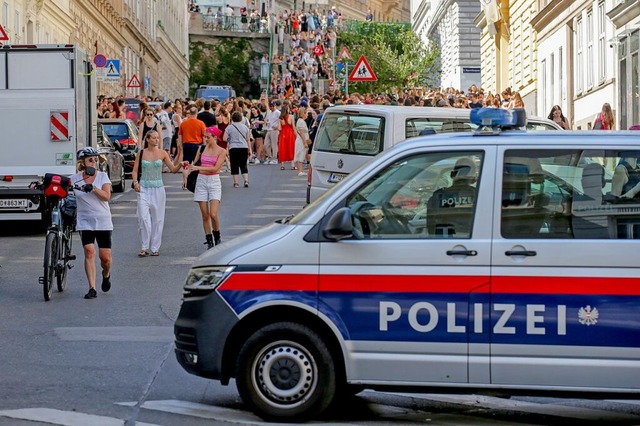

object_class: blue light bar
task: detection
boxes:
[470,108,522,128]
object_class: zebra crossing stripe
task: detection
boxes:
[51,111,69,141]
[0,407,159,425]
[117,399,342,424]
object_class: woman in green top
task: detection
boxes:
[131,131,184,257]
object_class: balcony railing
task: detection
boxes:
[200,14,270,33]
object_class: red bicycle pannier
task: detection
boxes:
[43,173,71,198]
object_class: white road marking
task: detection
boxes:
[169,256,200,265]
[262,197,306,202]
[0,408,158,426]
[254,205,304,210]
[116,400,348,425]
[55,326,172,342]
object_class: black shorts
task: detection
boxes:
[79,230,112,249]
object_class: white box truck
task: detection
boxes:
[0,44,96,222]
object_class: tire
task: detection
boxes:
[43,232,57,301]
[56,227,72,292]
[236,322,337,423]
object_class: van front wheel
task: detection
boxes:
[236,322,337,422]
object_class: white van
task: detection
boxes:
[307,105,563,203]
[175,109,640,422]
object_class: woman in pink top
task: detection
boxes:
[187,126,228,249]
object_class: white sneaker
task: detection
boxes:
[297,171,307,176]
[269,159,278,165]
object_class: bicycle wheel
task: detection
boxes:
[57,226,72,292]
[43,231,57,301]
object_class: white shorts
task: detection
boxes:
[194,173,222,202]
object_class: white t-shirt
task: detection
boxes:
[265,109,281,131]
[157,110,173,139]
[72,171,113,231]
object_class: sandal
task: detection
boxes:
[138,250,149,257]
[280,165,285,170]
[244,181,249,188]
[150,251,159,256]
[233,183,239,188]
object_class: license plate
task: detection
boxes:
[328,173,347,183]
[0,199,28,209]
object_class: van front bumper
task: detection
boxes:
[174,290,239,381]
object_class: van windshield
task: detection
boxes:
[316,113,384,156]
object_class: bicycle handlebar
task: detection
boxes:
[30,179,93,194]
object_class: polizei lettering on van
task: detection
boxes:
[380,301,568,335]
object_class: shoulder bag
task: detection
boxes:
[186,146,205,193]
[131,149,144,189]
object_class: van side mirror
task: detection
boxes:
[322,207,353,241]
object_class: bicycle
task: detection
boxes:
[36,174,92,301]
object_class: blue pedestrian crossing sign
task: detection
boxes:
[105,60,120,77]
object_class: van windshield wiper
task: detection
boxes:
[339,148,357,154]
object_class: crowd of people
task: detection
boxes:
[83,87,618,300]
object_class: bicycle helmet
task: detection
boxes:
[77,147,99,159]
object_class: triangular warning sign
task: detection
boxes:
[127,74,142,88]
[0,25,9,41]
[348,55,377,82]
[339,47,352,61]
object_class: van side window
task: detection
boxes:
[501,149,640,239]
[405,119,476,138]
[315,114,384,156]
[345,151,483,239]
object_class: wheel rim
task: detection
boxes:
[252,341,317,409]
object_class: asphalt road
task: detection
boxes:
[1,165,640,425]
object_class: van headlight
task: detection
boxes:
[184,266,235,291]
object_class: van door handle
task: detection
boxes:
[446,250,477,256]
[505,250,537,256]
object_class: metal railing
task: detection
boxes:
[201,14,270,33]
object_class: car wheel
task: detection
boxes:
[113,162,125,193]
[236,322,337,422]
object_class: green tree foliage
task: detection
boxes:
[189,39,260,98]
[338,21,440,93]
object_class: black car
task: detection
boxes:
[96,124,126,192]
[98,118,139,177]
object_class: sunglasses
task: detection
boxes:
[86,158,97,163]
[146,113,154,116]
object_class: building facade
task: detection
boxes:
[533,0,616,129]
[1,0,74,45]
[474,0,539,116]
[413,0,482,91]
[0,0,189,99]
[608,0,640,130]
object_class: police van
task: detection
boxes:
[307,105,563,204]
[174,108,640,422]
[194,85,236,102]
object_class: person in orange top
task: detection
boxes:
[178,106,207,163]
